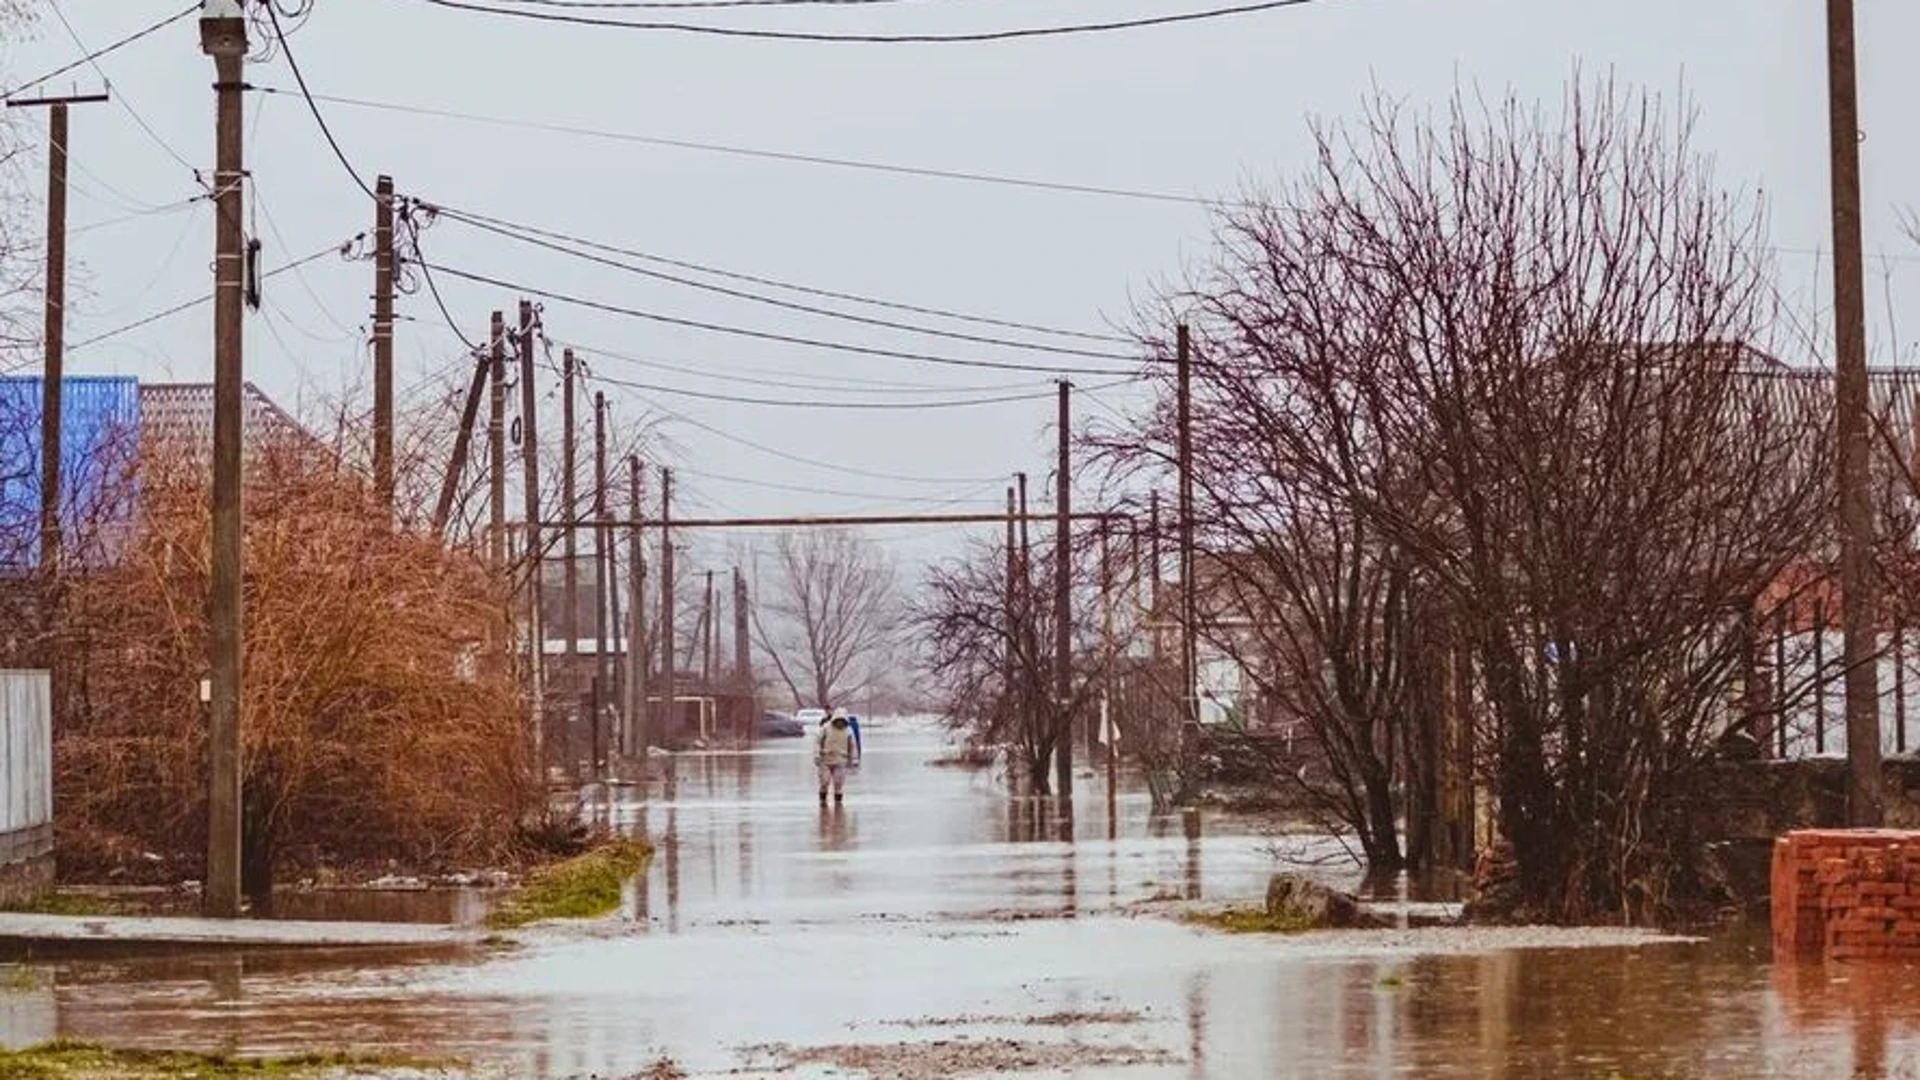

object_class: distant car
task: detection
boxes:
[758,712,805,738]
[795,707,829,729]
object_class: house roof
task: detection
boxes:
[138,381,317,451]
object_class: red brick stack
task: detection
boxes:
[1772,829,1920,961]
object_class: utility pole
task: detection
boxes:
[627,456,647,762]
[516,300,544,772]
[733,568,751,696]
[702,570,716,688]
[593,391,611,778]
[1176,325,1200,763]
[563,349,579,708]
[200,3,248,920]
[1004,485,1018,751]
[1054,380,1074,799]
[1018,471,1044,790]
[488,311,507,570]
[1100,514,1117,806]
[431,350,489,537]
[5,91,106,584]
[1828,0,1883,827]
[660,466,676,744]
[372,174,395,514]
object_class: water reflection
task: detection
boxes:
[19,727,1920,1079]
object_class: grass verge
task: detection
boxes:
[1180,906,1317,934]
[484,839,652,930]
[0,892,125,918]
[0,1041,448,1079]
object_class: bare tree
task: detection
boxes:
[1107,75,1832,922]
[752,528,899,710]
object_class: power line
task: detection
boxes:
[43,1,201,177]
[582,365,1130,410]
[419,261,1144,377]
[65,237,363,354]
[644,396,1005,484]
[253,86,1225,208]
[3,4,196,100]
[427,204,1136,358]
[263,1,378,200]
[677,466,1003,506]
[484,0,948,8]
[552,336,1045,396]
[406,0,1326,44]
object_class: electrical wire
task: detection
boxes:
[263,1,378,200]
[552,335,1043,396]
[638,395,1005,485]
[66,237,364,354]
[406,0,1325,44]
[584,366,1128,409]
[43,1,202,178]
[676,467,1004,506]
[418,261,1144,377]
[255,187,365,341]
[428,205,1136,359]
[483,0,949,8]
[3,4,196,99]
[253,86,1225,208]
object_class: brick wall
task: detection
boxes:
[1772,829,1920,960]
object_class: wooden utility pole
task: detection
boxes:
[488,311,507,570]
[1177,325,1200,754]
[516,300,545,770]
[372,174,396,513]
[563,349,579,691]
[200,4,248,920]
[660,466,676,743]
[1828,0,1883,827]
[1054,380,1074,798]
[431,350,489,537]
[1018,471,1043,789]
[6,92,106,581]
[593,391,611,778]
[627,456,647,760]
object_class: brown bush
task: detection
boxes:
[54,435,532,896]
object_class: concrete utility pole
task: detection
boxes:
[627,456,647,762]
[200,0,247,920]
[733,567,750,696]
[372,174,395,514]
[1177,325,1200,754]
[5,91,106,582]
[488,311,507,570]
[562,349,579,698]
[702,570,716,688]
[432,351,489,537]
[1828,0,1883,827]
[660,466,676,741]
[516,300,544,771]
[593,391,610,778]
[1054,380,1074,799]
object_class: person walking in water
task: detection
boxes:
[816,713,855,806]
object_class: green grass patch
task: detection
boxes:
[1180,906,1317,934]
[1376,973,1407,989]
[484,839,652,930]
[0,892,124,917]
[0,1041,448,1079]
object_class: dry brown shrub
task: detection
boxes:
[54,434,532,894]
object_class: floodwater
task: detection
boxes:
[5,723,1920,1078]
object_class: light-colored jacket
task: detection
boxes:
[816,724,854,766]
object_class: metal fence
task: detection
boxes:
[0,670,52,865]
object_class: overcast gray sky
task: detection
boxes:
[5,0,1920,577]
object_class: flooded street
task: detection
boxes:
[7,725,1920,1078]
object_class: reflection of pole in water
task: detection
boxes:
[664,805,682,934]
[1186,971,1209,1080]
[1183,806,1203,900]
[206,955,243,1004]
[633,811,653,921]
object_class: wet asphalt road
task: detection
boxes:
[7,723,1920,1078]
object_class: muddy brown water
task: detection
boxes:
[4,722,1918,1078]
